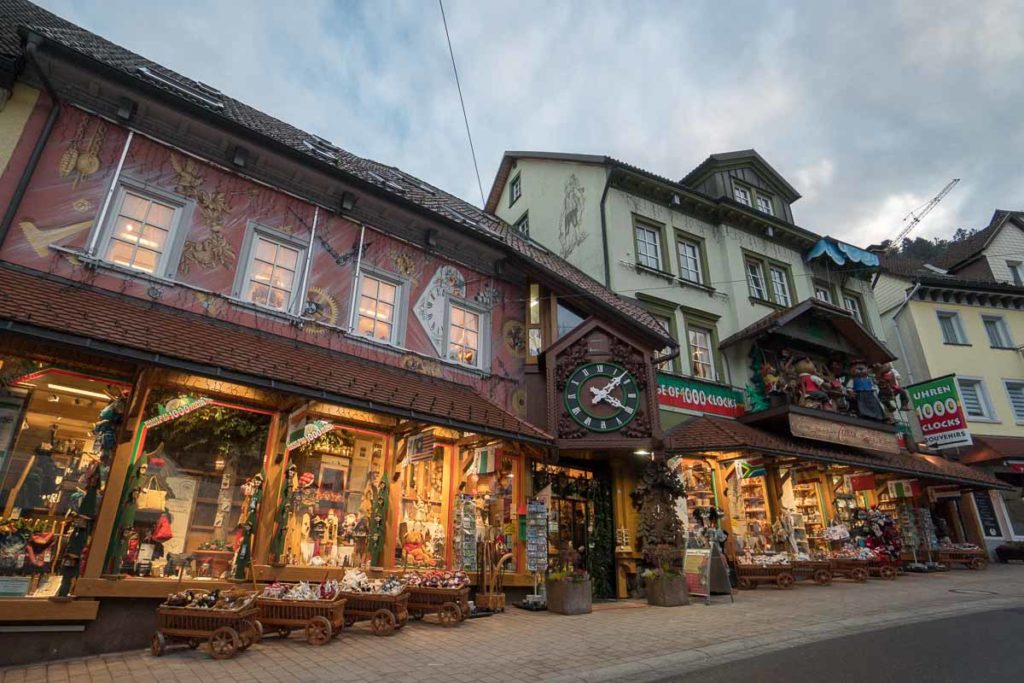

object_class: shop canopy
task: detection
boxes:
[718,298,896,364]
[0,266,552,445]
[664,416,1008,490]
[959,435,1024,466]
[804,237,880,269]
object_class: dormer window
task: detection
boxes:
[733,185,752,207]
[756,194,774,215]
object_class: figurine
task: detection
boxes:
[846,360,886,421]
[791,357,829,409]
[874,362,911,413]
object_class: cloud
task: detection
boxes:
[38,0,1024,249]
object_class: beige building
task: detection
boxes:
[875,211,1024,546]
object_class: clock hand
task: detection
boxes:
[590,372,626,404]
[602,395,625,409]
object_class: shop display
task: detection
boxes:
[791,479,827,553]
[153,588,261,659]
[396,445,447,569]
[525,501,547,573]
[676,460,717,543]
[336,569,410,636]
[405,570,471,626]
[257,581,346,645]
[453,494,478,570]
[734,553,795,590]
[735,473,770,554]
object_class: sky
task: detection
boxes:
[38,0,1024,247]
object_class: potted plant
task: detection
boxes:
[545,542,592,615]
[631,455,689,607]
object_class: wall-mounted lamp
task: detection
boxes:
[231,145,250,168]
[115,97,137,122]
[340,191,358,212]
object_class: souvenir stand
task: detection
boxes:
[152,587,261,659]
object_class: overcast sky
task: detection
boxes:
[40,0,1024,247]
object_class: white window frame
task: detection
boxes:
[1003,380,1024,424]
[509,173,522,206]
[733,185,752,207]
[635,223,663,271]
[814,285,833,304]
[234,223,309,315]
[956,376,997,422]
[676,238,703,284]
[513,212,529,235]
[351,268,409,346]
[843,293,864,323]
[936,311,968,345]
[1007,260,1023,287]
[444,298,490,371]
[687,324,716,381]
[755,194,774,216]
[769,266,791,306]
[982,315,1014,349]
[96,181,191,279]
[746,260,767,300]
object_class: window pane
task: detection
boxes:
[251,260,274,282]
[1006,383,1024,420]
[361,276,380,298]
[272,267,295,291]
[376,301,394,323]
[373,320,392,341]
[815,287,832,303]
[378,281,397,304]
[450,306,464,327]
[276,246,298,271]
[145,202,175,229]
[255,238,277,262]
[133,248,159,273]
[268,288,289,310]
[747,262,766,298]
[756,195,773,215]
[734,187,751,206]
[249,282,270,304]
[958,380,984,417]
[770,268,790,306]
[120,193,149,220]
[106,239,134,267]
[464,310,479,332]
[357,316,375,336]
[140,225,168,251]
[115,217,141,242]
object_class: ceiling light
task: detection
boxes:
[47,383,111,400]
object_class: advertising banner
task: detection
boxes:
[906,375,973,449]
[657,374,745,418]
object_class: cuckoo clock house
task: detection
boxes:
[0,0,674,654]
[489,148,1005,567]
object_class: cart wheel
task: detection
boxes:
[439,602,462,627]
[813,569,833,585]
[151,632,166,657]
[370,609,396,636]
[969,557,988,571]
[852,568,869,582]
[209,627,241,660]
[306,616,332,646]
[344,616,356,628]
[253,620,263,643]
[737,577,753,590]
[410,610,424,621]
[239,620,261,650]
[187,639,200,650]
[880,566,897,580]
[776,573,795,589]
[278,627,291,639]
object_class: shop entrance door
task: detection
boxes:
[532,460,615,598]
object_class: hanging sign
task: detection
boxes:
[143,396,212,428]
[906,375,973,449]
[471,444,500,474]
[286,419,335,451]
[789,413,900,454]
[972,491,1004,538]
[849,473,876,492]
[657,374,746,418]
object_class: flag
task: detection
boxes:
[739,459,766,479]
[406,429,437,463]
[471,445,499,474]
[887,479,920,498]
[849,473,876,492]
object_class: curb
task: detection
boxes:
[542,596,1024,683]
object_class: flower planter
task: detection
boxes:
[645,574,689,607]
[545,578,592,615]
[995,544,1024,563]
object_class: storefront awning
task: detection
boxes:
[718,298,895,364]
[959,435,1024,466]
[664,416,1009,490]
[0,266,552,445]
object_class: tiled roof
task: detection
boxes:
[0,265,552,443]
[664,416,1007,489]
[0,0,673,348]
[959,435,1024,465]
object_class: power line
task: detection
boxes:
[438,0,486,206]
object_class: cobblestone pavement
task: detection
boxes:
[3,565,1023,683]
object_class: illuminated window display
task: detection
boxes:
[395,443,448,569]
[109,390,271,580]
[279,427,387,568]
[457,444,517,572]
[0,360,132,596]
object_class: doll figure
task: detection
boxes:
[846,361,886,421]
[874,362,911,413]
[792,357,829,409]
[760,361,782,396]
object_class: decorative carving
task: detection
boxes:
[555,338,590,391]
[401,354,443,378]
[610,338,648,390]
[621,408,651,439]
[171,153,237,274]
[303,287,339,335]
[502,319,525,358]
[509,388,527,418]
[557,413,587,439]
[474,285,503,308]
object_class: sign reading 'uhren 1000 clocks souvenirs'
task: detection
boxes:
[657,374,746,418]
[906,374,973,449]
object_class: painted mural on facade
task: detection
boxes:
[0,103,526,414]
[558,173,587,258]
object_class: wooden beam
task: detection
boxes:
[0,598,99,622]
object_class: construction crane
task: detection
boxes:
[886,178,960,253]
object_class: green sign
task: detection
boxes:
[906,374,972,449]
[657,374,745,418]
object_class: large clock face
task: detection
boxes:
[563,362,640,432]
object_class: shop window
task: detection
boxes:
[998,488,1024,537]
[394,437,447,569]
[456,444,517,572]
[279,426,387,568]
[237,228,305,313]
[0,363,133,597]
[355,272,405,345]
[446,301,486,369]
[108,390,271,579]
[99,186,186,277]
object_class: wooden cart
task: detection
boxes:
[256,594,346,645]
[937,549,989,570]
[792,560,833,585]
[406,585,470,626]
[868,557,900,580]
[830,558,869,582]
[338,590,409,636]
[152,594,261,660]
[735,563,795,589]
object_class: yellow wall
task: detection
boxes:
[0,84,40,177]
[908,298,1024,436]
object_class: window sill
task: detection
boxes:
[942,342,973,347]
[990,346,1018,351]
[678,278,716,294]
[634,263,675,281]
[748,296,786,311]
[965,416,1000,424]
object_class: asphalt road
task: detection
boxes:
[668,607,1024,683]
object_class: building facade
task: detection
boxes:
[875,211,1024,550]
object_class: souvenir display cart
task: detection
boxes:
[256,581,346,645]
[937,545,990,570]
[404,570,470,626]
[152,589,261,659]
[734,554,796,590]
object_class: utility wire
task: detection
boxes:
[439,0,486,206]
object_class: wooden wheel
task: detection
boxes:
[880,565,897,580]
[370,609,396,636]
[344,616,357,628]
[969,557,988,571]
[253,620,263,642]
[776,572,795,589]
[410,610,424,621]
[209,626,241,660]
[852,568,869,582]
[306,616,332,646]
[278,627,291,638]
[150,632,165,657]
[439,602,462,627]
[813,569,833,585]
[187,639,201,649]
[737,577,754,590]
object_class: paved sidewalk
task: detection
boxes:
[3,565,1023,683]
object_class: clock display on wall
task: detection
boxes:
[563,362,640,432]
